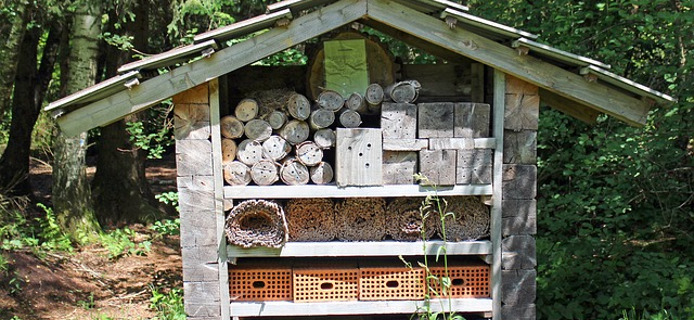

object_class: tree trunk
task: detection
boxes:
[92,0,162,225]
[53,0,102,240]
[0,1,30,118]
[0,22,63,195]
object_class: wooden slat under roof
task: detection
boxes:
[267,0,468,14]
[440,8,538,41]
[580,65,676,103]
[512,37,611,69]
[44,71,140,113]
[117,40,218,74]
[194,9,293,44]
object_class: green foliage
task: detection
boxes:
[0,204,73,253]
[150,218,180,237]
[149,285,186,320]
[362,27,438,64]
[98,227,151,260]
[155,191,179,211]
[125,118,174,160]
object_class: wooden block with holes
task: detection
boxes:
[382,151,417,185]
[454,102,490,138]
[419,150,456,186]
[336,128,383,187]
[418,102,455,138]
[456,149,492,185]
[381,102,417,139]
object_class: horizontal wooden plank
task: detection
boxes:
[55,0,366,136]
[44,71,140,112]
[227,240,492,257]
[393,0,469,14]
[539,88,599,124]
[512,37,610,69]
[367,0,652,126]
[223,183,493,199]
[440,8,537,40]
[118,40,218,74]
[382,138,428,151]
[229,298,492,317]
[580,65,676,104]
[267,0,335,13]
[194,9,293,43]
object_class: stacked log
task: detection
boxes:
[436,197,490,241]
[223,161,252,186]
[225,199,288,248]
[385,198,437,241]
[335,198,386,241]
[285,198,336,241]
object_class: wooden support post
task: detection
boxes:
[491,69,505,320]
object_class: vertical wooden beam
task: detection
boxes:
[209,78,231,320]
[491,69,505,320]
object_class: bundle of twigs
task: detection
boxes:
[335,198,386,241]
[225,199,288,248]
[285,198,336,241]
[385,198,437,241]
[436,197,489,241]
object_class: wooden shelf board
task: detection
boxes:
[227,240,492,258]
[229,298,492,317]
[223,184,492,199]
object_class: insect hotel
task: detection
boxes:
[47,0,674,319]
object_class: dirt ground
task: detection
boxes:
[0,155,181,320]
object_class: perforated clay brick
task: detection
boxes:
[428,266,490,298]
[293,268,359,302]
[359,267,425,300]
[229,268,292,301]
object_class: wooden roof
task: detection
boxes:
[46,0,675,136]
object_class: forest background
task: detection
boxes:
[0,0,692,319]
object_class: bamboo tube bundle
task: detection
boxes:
[220,115,244,139]
[314,128,336,149]
[345,92,367,113]
[223,161,252,186]
[244,119,273,141]
[250,159,280,186]
[279,157,310,186]
[384,80,421,103]
[287,93,311,120]
[261,135,291,161]
[225,199,288,248]
[436,197,490,241]
[364,83,384,115]
[316,89,344,112]
[338,109,362,128]
[236,139,264,166]
[279,120,310,145]
[221,138,237,164]
[385,198,437,241]
[309,108,335,130]
[335,198,386,241]
[285,198,336,241]
[234,98,259,122]
[310,161,334,185]
[295,141,323,166]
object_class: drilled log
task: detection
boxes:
[384,80,421,103]
[295,141,323,166]
[317,89,344,112]
[338,109,362,128]
[279,120,310,145]
[221,138,237,164]
[335,198,386,241]
[310,161,334,185]
[285,198,336,241]
[234,98,259,122]
[386,198,436,241]
[264,110,287,130]
[309,108,335,130]
[236,139,264,166]
[261,135,291,161]
[314,128,336,149]
[244,119,273,141]
[364,83,384,115]
[436,197,490,241]
[279,157,310,186]
[345,92,367,113]
[223,161,251,186]
[220,115,244,139]
[225,199,288,248]
[286,92,311,120]
[250,160,279,186]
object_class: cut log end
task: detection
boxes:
[317,89,345,112]
[280,157,310,186]
[279,120,310,145]
[220,115,244,139]
[287,93,311,120]
[244,119,273,141]
[295,141,323,167]
[250,160,280,186]
[310,161,334,185]
[223,161,252,186]
[313,129,336,149]
[235,98,259,122]
[221,138,238,164]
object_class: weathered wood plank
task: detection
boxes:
[193,9,293,43]
[118,40,219,74]
[501,269,536,306]
[367,0,651,126]
[55,0,367,136]
[336,128,383,187]
[381,102,417,139]
[382,139,428,151]
[419,150,456,186]
[456,149,492,184]
[539,88,599,125]
[502,164,537,200]
[490,69,505,320]
[580,65,675,104]
[418,102,454,138]
[455,102,490,138]
[428,138,474,150]
[224,184,493,199]
[173,83,209,104]
[501,303,536,320]
[502,235,537,270]
[382,151,417,185]
[175,140,213,176]
[512,37,610,69]
[502,200,537,236]
[178,189,215,215]
[505,76,540,131]
[182,263,220,282]
[181,245,218,268]
[503,129,537,164]
[440,8,538,40]
[174,104,210,140]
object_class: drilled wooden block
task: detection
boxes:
[456,149,492,184]
[336,128,383,186]
[419,150,456,186]
[381,102,417,139]
[454,102,490,138]
[418,102,455,138]
[382,151,417,185]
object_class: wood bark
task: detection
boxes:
[0,0,30,118]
